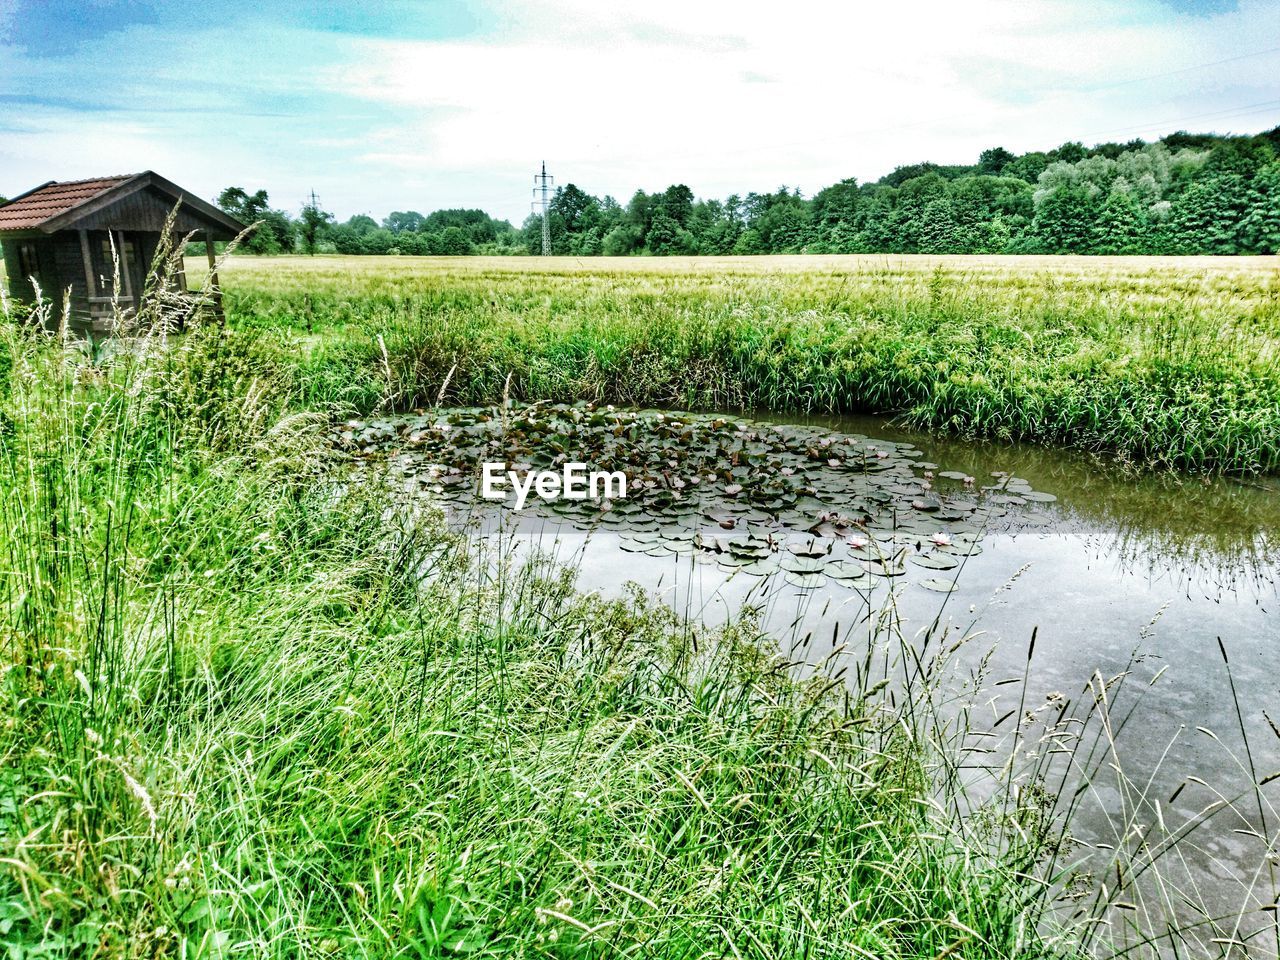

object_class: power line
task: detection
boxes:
[1076,98,1280,142]
[531,161,554,255]
[1079,45,1280,94]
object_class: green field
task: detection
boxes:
[219,254,1280,474]
[1,253,1277,958]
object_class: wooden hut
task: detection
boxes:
[0,171,245,334]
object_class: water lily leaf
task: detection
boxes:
[827,559,870,580]
[866,557,906,576]
[781,554,826,574]
[937,542,983,557]
[920,577,957,593]
[910,553,960,571]
[784,571,827,590]
[1020,491,1058,503]
[787,539,830,559]
[695,533,730,553]
[989,494,1026,505]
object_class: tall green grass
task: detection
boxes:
[220,256,1280,474]
[0,246,1080,959]
[0,298,1078,957]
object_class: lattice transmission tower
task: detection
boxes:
[531,161,554,256]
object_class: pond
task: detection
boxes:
[337,403,1280,953]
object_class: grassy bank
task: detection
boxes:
[0,271,1095,957]
[218,254,1280,474]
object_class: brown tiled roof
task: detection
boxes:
[0,175,139,231]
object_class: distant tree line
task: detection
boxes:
[213,125,1280,257]
[213,187,522,256]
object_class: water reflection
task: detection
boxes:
[763,410,1279,598]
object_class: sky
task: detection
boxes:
[1,0,1278,226]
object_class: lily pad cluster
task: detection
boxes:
[333,403,1060,595]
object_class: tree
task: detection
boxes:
[1093,190,1150,254]
[1051,141,1087,164]
[890,174,951,252]
[383,210,425,233]
[360,228,395,255]
[550,184,600,235]
[1161,173,1251,254]
[755,198,809,252]
[688,198,741,253]
[602,223,643,256]
[438,225,474,255]
[1004,152,1049,183]
[299,192,335,256]
[917,198,965,253]
[420,209,513,248]
[1242,162,1280,254]
[810,179,861,251]
[216,186,293,254]
[1032,182,1100,253]
[644,211,693,254]
[977,147,1015,176]
[881,162,949,187]
[855,187,899,252]
[217,186,268,221]
[661,184,694,227]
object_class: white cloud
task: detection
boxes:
[2,0,1278,223]
[323,0,1280,220]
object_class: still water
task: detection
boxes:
[357,406,1279,954]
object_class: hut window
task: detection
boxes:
[17,242,38,279]
[98,235,137,268]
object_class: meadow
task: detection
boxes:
[1,251,1277,958]
[220,254,1280,474]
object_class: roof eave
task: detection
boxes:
[32,171,248,238]
[0,180,58,210]
[32,173,149,233]
[146,171,248,238]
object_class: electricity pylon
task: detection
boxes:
[531,161,554,256]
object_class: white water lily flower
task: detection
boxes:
[930,532,952,547]
[847,536,868,549]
